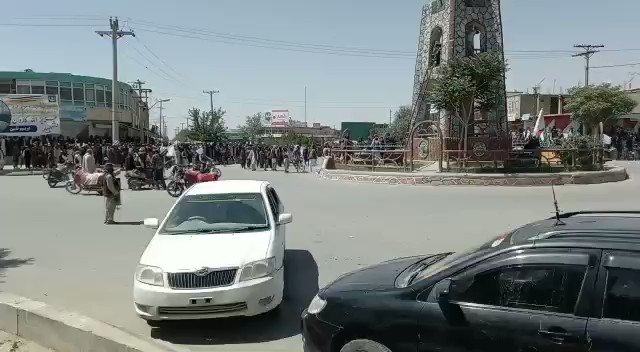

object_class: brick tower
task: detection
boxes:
[412,0,507,136]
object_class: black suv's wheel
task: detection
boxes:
[340,339,391,352]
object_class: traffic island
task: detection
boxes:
[317,166,628,186]
[0,293,176,352]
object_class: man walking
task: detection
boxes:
[103,163,120,224]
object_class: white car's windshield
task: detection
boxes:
[160,193,269,234]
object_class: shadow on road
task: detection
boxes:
[0,248,34,283]
[150,249,319,345]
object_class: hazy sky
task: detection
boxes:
[1,0,638,136]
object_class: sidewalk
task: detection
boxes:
[0,331,53,352]
[318,165,628,186]
[0,166,45,176]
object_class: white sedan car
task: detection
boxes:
[134,180,292,326]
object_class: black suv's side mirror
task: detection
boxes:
[437,278,452,303]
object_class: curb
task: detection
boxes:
[317,167,628,186]
[0,293,176,352]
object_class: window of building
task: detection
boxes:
[429,27,444,67]
[46,81,59,96]
[451,265,586,314]
[85,84,95,102]
[603,269,640,322]
[96,86,105,103]
[0,81,12,94]
[60,87,72,101]
[465,22,486,56]
[16,80,30,94]
[106,90,112,107]
[72,83,84,102]
[30,80,45,94]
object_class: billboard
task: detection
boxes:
[0,95,61,136]
[271,110,289,127]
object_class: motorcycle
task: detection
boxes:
[126,168,156,191]
[46,163,73,188]
[167,163,221,198]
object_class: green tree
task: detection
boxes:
[238,113,265,142]
[187,107,227,142]
[389,105,412,143]
[564,83,637,135]
[429,52,506,153]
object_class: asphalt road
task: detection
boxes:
[0,162,638,351]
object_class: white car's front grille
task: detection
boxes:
[167,268,237,289]
[158,302,248,315]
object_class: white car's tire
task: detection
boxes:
[340,339,392,352]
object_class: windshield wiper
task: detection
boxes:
[163,229,227,235]
[232,225,269,232]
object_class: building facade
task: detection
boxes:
[0,70,153,141]
[507,92,568,121]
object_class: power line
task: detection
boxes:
[592,61,640,69]
[0,23,99,27]
[134,36,185,79]
[135,27,416,59]
[129,19,417,55]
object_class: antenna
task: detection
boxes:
[552,183,565,225]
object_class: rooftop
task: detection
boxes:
[0,70,132,88]
[185,180,268,196]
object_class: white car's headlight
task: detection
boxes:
[136,265,164,286]
[239,257,276,282]
[307,295,327,314]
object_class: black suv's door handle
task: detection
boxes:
[538,329,578,344]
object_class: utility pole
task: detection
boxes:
[532,78,545,115]
[96,17,134,144]
[304,86,307,124]
[203,90,219,120]
[157,99,170,140]
[389,109,392,126]
[130,79,152,140]
[180,122,185,131]
[572,44,604,87]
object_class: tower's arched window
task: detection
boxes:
[465,0,487,7]
[429,27,443,66]
[465,21,486,56]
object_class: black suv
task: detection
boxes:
[302,212,640,352]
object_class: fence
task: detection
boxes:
[442,147,605,172]
[330,146,410,172]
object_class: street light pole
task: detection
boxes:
[96,17,134,144]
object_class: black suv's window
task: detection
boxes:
[603,269,640,322]
[451,265,586,314]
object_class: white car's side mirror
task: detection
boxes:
[278,213,293,225]
[143,218,159,229]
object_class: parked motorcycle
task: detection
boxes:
[126,168,156,191]
[46,163,73,188]
[166,163,221,198]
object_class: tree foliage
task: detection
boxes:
[429,52,506,150]
[430,52,506,122]
[238,113,266,142]
[564,83,637,132]
[389,105,412,143]
[188,107,227,142]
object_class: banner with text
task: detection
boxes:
[271,110,290,127]
[0,94,61,137]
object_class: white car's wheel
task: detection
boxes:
[340,339,392,352]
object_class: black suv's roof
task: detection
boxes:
[511,212,640,246]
